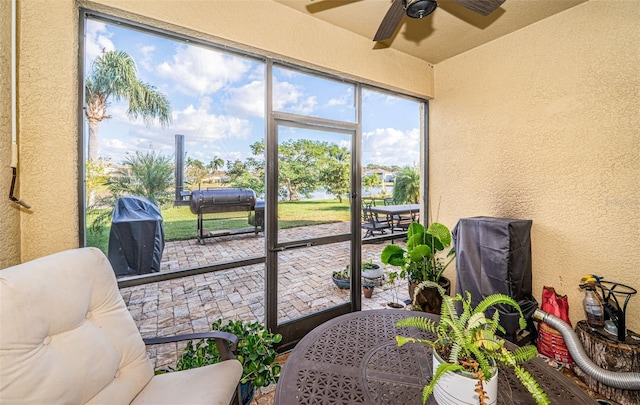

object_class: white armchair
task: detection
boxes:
[0,247,243,405]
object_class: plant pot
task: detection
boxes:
[362,263,384,279]
[363,286,374,298]
[432,349,498,405]
[332,275,350,289]
[409,276,451,314]
[387,301,404,309]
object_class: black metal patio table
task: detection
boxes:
[275,309,597,405]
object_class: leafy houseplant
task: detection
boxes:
[381,222,455,284]
[396,281,550,405]
[381,222,456,312]
[176,319,282,404]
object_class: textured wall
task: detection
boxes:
[16,0,80,262]
[0,0,21,268]
[431,1,640,332]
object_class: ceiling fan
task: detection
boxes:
[311,0,506,42]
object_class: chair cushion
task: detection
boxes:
[0,247,153,404]
[131,360,243,405]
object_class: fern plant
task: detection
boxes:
[396,281,550,405]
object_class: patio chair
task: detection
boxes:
[362,202,391,238]
[0,247,243,405]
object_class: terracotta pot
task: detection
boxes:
[363,286,374,299]
[408,277,451,314]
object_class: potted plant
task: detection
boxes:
[396,281,549,405]
[332,259,383,289]
[362,258,384,285]
[176,319,282,405]
[385,271,405,308]
[362,280,375,298]
[381,221,456,313]
[332,266,351,289]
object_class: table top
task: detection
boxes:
[275,309,597,405]
[368,204,420,216]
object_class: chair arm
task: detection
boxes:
[143,331,238,360]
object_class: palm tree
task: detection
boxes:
[84,50,172,160]
[393,166,420,204]
[207,156,225,183]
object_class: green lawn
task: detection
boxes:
[86,199,351,253]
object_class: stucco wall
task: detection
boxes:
[0,0,21,268]
[3,0,432,264]
[432,0,640,332]
[13,0,80,262]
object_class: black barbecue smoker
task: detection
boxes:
[452,217,539,345]
[108,196,165,276]
[189,188,263,244]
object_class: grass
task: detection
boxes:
[86,199,351,253]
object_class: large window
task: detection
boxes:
[81,13,425,284]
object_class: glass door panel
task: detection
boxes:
[267,118,358,350]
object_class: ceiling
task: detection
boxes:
[273,0,587,64]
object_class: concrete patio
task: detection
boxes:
[119,222,410,371]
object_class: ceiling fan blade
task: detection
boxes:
[373,0,405,42]
[452,0,506,16]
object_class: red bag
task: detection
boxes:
[537,286,573,364]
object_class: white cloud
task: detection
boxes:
[156,45,250,95]
[99,97,253,163]
[225,80,265,117]
[138,45,156,71]
[362,127,420,167]
[84,20,115,64]
[273,80,318,115]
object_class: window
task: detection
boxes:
[80,13,426,285]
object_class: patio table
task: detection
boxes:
[368,204,419,231]
[275,309,597,404]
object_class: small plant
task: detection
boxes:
[381,222,455,284]
[332,267,350,281]
[362,258,379,271]
[396,281,549,405]
[176,319,282,389]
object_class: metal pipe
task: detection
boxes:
[534,309,640,390]
[9,0,31,210]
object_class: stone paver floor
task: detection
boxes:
[120,222,410,371]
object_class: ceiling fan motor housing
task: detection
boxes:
[403,0,438,19]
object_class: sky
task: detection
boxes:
[84,18,421,169]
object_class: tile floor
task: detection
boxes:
[118,222,611,405]
[120,223,409,371]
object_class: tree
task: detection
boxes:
[88,149,174,233]
[319,145,350,203]
[362,173,382,193]
[277,139,328,201]
[206,156,225,183]
[84,50,172,160]
[186,158,208,190]
[226,158,265,197]
[393,166,420,204]
[108,149,175,206]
